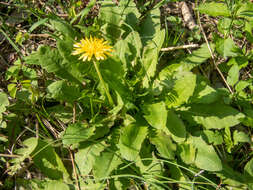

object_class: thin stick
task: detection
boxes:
[161,44,199,51]
[0,153,20,158]
[68,149,81,190]
[195,0,234,94]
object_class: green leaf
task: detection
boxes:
[114,31,142,70]
[202,130,223,145]
[93,150,122,179]
[143,102,167,130]
[140,7,165,88]
[192,136,222,171]
[62,122,95,146]
[218,18,232,36]
[11,137,38,164]
[167,71,196,107]
[142,29,165,88]
[177,143,196,165]
[47,80,81,103]
[227,64,239,86]
[49,19,78,39]
[166,110,186,142]
[190,77,220,104]
[179,103,245,129]
[101,57,132,103]
[75,143,105,176]
[44,180,69,190]
[117,123,148,161]
[197,2,230,17]
[233,130,250,145]
[245,158,253,177]
[0,92,9,111]
[216,38,240,58]
[181,43,214,71]
[32,139,70,181]
[25,46,83,85]
[150,131,175,159]
[237,3,253,21]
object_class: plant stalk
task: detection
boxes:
[93,61,114,106]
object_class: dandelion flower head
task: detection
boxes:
[72,36,113,61]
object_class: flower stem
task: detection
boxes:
[93,61,114,106]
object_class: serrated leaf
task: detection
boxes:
[140,7,164,88]
[166,110,186,142]
[25,46,83,85]
[227,64,239,86]
[192,136,222,171]
[197,2,230,17]
[180,103,245,129]
[93,151,122,179]
[100,57,132,103]
[216,38,240,58]
[118,124,148,161]
[142,29,165,88]
[75,143,105,176]
[62,122,95,146]
[143,102,167,130]
[150,131,175,159]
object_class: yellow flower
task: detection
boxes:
[72,36,113,61]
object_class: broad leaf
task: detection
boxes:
[167,71,196,107]
[143,102,167,130]
[179,103,245,129]
[25,46,83,85]
[140,7,165,88]
[197,2,230,17]
[227,64,239,86]
[192,136,222,171]
[150,131,175,160]
[177,143,196,165]
[118,123,148,161]
[216,38,241,58]
[62,122,95,146]
[0,92,9,113]
[202,130,223,145]
[166,110,186,142]
[75,143,105,176]
[11,137,38,164]
[93,150,122,179]
[49,19,78,39]
[190,76,220,104]
[181,43,214,70]
[47,80,81,103]
[245,157,253,177]
[45,180,69,190]
[32,139,70,181]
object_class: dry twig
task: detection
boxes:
[161,44,199,51]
